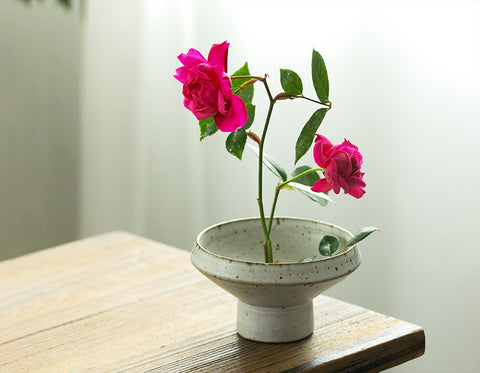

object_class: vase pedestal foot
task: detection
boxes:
[237,301,314,343]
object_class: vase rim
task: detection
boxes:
[195,216,356,266]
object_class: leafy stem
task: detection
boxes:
[258,78,276,263]
[230,53,339,263]
[231,75,266,95]
[274,93,332,109]
[298,95,332,109]
[230,75,264,80]
[254,75,327,262]
[279,167,323,189]
[267,167,323,235]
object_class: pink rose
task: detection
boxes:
[174,41,247,132]
[311,135,366,199]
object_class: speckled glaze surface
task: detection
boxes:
[191,217,361,343]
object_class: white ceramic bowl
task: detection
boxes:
[191,217,361,342]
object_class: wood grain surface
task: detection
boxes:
[0,232,424,372]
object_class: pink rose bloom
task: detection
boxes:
[311,135,366,199]
[174,41,247,132]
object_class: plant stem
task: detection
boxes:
[278,167,323,189]
[296,95,332,108]
[267,167,324,235]
[267,187,281,236]
[258,79,275,263]
[273,92,331,109]
[230,75,264,80]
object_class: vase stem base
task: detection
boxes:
[237,301,314,343]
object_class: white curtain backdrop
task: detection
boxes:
[0,0,82,258]
[79,1,480,372]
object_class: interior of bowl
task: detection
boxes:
[197,217,352,263]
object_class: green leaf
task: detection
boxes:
[231,62,254,104]
[199,117,218,140]
[288,182,331,206]
[299,257,315,262]
[319,235,339,256]
[280,69,303,95]
[295,108,328,164]
[226,128,248,160]
[291,165,321,187]
[345,227,379,248]
[244,103,256,130]
[246,143,287,181]
[312,49,329,103]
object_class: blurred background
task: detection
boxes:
[1,0,479,371]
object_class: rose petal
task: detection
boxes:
[177,49,207,67]
[347,184,366,199]
[173,66,188,83]
[217,75,233,115]
[332,150,352,176]
[313,135,333,168]
[208,41,229,72]
[230,93,248,125]
[315,134,333,150]
[311,178,332,193]
[338,177,350,194]
[214,93,247,132]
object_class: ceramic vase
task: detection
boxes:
[191,217,361,343]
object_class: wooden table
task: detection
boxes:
[0,232,425,372]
